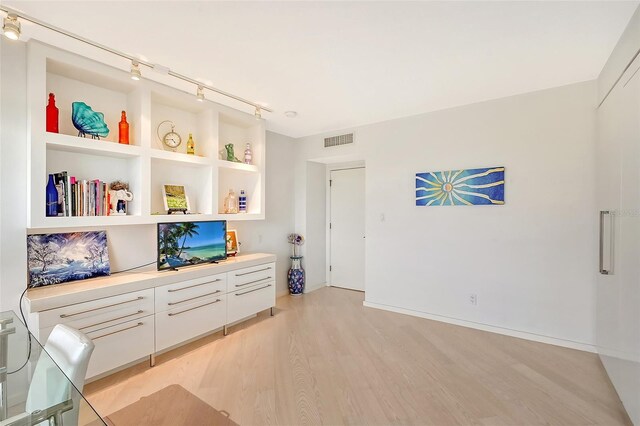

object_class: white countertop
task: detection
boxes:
[26,253,277,312]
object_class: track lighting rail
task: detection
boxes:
[0,5,272,114]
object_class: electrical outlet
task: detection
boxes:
[469,294,478,306]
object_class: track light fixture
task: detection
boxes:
[130,61,141,81]
[2,14,20,41]
[0,6,272,117]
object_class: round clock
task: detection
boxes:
[157,120,182,151]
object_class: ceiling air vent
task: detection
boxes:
[324,133,354,148]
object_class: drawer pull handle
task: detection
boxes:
[92,322,144,340]
[79,310,144,331]
[60,296,144,318]
[235,267,272,277]
[168,299,222,317]
[167,290,222,306]
[236,284,272,296]
[235,277,272,288]
[167,279,222,293]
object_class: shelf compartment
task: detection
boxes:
[47,59,141,146]
[216,160,259,173]
[150,159,213,216]
[45,132,142,159]
[217,168,262,216]
[150,149,211,167]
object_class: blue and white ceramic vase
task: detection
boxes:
[288,256,305,295]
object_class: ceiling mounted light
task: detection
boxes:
[196,85,205,102]
[254,107,262,120]
[284,111,298,118]
[130,61,141,81]
[2,14,20,41]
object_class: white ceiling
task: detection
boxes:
[5,1,638,138]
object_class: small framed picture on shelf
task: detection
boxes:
[226,229,239,256]
[162,184,191,214]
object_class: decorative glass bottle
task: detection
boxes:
[223,189,238,214]
[186,133,195,155]
[288,256,305,295]
[118,111,129,144]
[238,189,247,213]
[46,93,59,133]
[45,174,58,217]
[244,143,253,164]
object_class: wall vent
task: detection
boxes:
[324,133,354,148]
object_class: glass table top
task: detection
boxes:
[0,310,104,426]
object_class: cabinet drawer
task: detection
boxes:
[85,315,154,378]
[155,294,226,352]
[155,274,226,313]
[227,263,276,292]
[227,280,275,324]
[38,289,154,330]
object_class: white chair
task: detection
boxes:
[2,324,95,426]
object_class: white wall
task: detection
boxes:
[228,131,296,297]
[0,40,296,313]
[0,39,28,314]
[296,81,598,350]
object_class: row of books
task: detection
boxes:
[53,171,112,217]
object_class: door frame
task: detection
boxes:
[325,161,366,289]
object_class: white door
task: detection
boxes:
[330,168,365,291]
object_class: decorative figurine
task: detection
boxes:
[118,111,129,144]
[225,143,241,162]
[72,102,109,139]
[244,143,253,164]
[186,133,195,155]
[223,188,238,214]
[46,93,59,133]
[109,181,133,215]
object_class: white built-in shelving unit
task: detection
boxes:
[27,41,266,229]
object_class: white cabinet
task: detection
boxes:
[26,254,277,380]
[155,273,226,313]
[227,281,275,325]
[596,49,640,424]
[36,288,155,379]
[84,317,155,379]
[227,263,276,291]
[155,294,226,352]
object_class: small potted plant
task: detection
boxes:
[287,233,305,295]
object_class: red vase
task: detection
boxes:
[46,93,59,133]
[118,111,129,144]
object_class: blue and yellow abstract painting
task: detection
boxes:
[416,167,505,206]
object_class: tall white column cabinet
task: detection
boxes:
[595,13,640,425]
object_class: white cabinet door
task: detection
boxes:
[227,263,276,292]
[155,294,226,352]
[38,289,154,330]
[596,57,640,424]
[84,315,155,379]
[227,281,275,324]
[155,273,226,313]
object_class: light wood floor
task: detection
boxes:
[85,287,631,425]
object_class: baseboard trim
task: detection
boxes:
[362,301,596,353]
[303,282,326,294]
